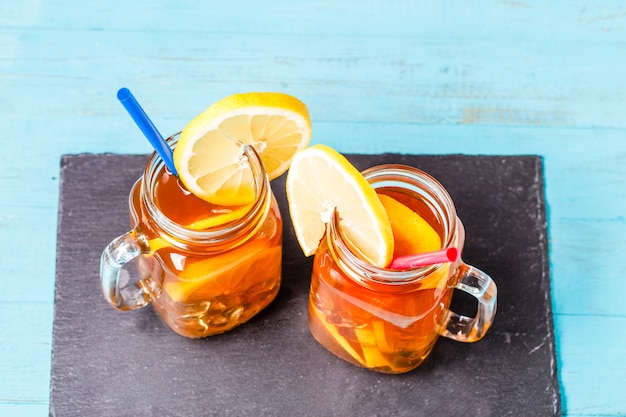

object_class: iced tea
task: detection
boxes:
[307,164,497,373]
[309,190,455,373]
[138,169,282,338]
[101,135,282,338]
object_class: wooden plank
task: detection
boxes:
[556,315,626,414]
[0,404,49,417]
[1,28,624,129]
[0,303,52,409]
[3,1,626,42]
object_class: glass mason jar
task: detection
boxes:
[100,134,282,338]
[308,164,497,373]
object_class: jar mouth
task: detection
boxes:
[328,164,459,285]
[139,132,270,244]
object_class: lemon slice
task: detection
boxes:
[163,239,279,302]
[378,194,441,257]
[174,92,312,205]
[185,203,254,230]
[310,305,366,367]
[174,129,255,206]
[286,144,394,268]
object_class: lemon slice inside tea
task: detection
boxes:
[378,194,441,257]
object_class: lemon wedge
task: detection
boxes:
[163,239,279,302]
[286,144,394,268]
[378,194,441,257]
[185,204,254,230]
[173,92,312,205]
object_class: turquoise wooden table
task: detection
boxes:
[1,1,625,416]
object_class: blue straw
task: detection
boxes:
[117,87,178,176]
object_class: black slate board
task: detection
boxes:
[50,154,560,417]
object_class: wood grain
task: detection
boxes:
[1,1,625,416]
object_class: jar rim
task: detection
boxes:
[327,164,460,286]
[139,132,271,244]
[362,163,458,250]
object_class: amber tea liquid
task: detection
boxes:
[132,167,283,338]
[309,188,456,373]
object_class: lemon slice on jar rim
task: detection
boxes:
[286,144,394,268]
[173,92,312,206]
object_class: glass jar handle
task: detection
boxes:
[441,264,497,342]
[100,230,151,311]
